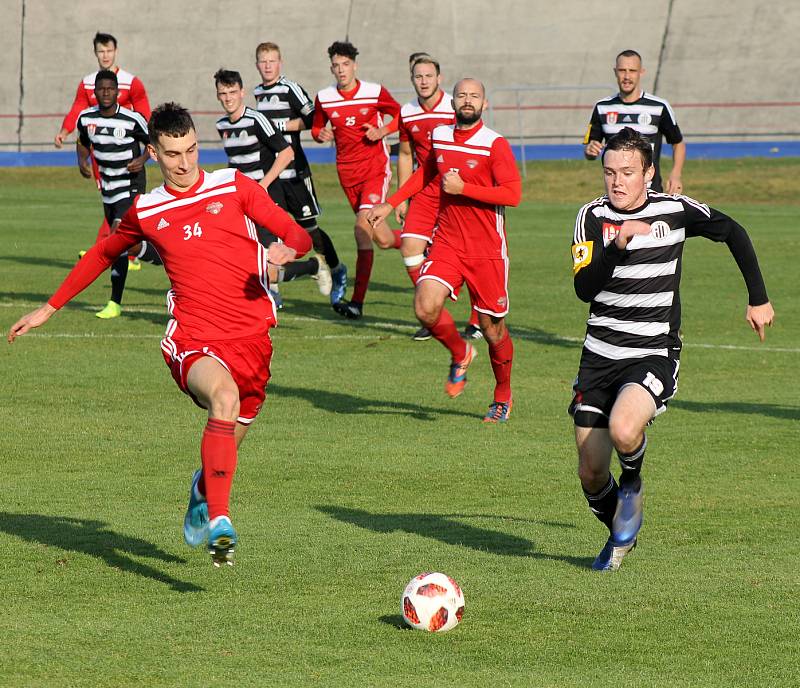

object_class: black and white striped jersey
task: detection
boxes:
[571,191,768,362]
[215,106,290,182]
[584,92,683,192]
[253,76,314,179]
[76,104,149,205]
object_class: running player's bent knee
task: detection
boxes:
[208,387,241,422]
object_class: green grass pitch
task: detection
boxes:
[0,160,798,687]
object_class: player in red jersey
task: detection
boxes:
[311,40,401,319]
[368,79,521,422]
[55,33,152,266]
[396,54,481,342]
[10,103,312,567]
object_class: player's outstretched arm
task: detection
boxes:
[8,304,57,343]
[746,302,775,342]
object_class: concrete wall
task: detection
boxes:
[3,0,799,150]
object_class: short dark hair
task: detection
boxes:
[327,40,358,61]
[93,32,117,49]
[214,68,243,89]
[602,127,653,170]
[411,55,440,76]
[615,49,642,63]
[148,103,195,146]
[95,69,118,86]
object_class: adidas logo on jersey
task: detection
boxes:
[157,218,170,230]
[437,155,444,163]
[331,110,340,118]
[411,125,420,133]
[622,115,632,122]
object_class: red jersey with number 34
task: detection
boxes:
[49,168,311,340]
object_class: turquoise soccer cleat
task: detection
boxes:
[208,515,237,567]
[183,469,209,547]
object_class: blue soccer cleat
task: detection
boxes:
[612,476,643,545]
[592,536,637,572]
[208,515,237,567]
[330,263,348,305]
[183,469,209,547]
[483,398,513,423]
[445,344,477,398]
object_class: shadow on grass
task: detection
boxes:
[0,512,203,593]
[378,614,408,630]
[508,325,581,349]
[671,399,800,421]
[316,506,592,568]
[0,255,79,270]
[268,384,477,420]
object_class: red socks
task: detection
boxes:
[430,309,467,361]
[488,331,514,402]
[406,263,421,286]
[200,418,237,520]
[352,248,374,304]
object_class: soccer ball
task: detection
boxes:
[401,572,465,632]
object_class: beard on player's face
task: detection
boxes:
[455,106,482,125]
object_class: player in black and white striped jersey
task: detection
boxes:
[254,42,346,307]
[215,68,329,304]
[584,50,686,194]
[76,69,153,319]
[570,128,774,572]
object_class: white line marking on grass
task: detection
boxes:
[3,304,797,352]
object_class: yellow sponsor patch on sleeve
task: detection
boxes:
[572,241,593,274]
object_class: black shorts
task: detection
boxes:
[569,352,680,426]
[267,176,321,228]
[103,195,135,224]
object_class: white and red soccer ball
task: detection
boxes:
[401,572,465,632]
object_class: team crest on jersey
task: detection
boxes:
[650,220,671,239]
[368,193,381,204]
[466,159,479,169]
[360,108,369,115]
[602,222,620,245]
[113,126,126,139]
[87,124,97,136]
[496,296,507,307]
[638,112,652,125]
[606,112,618,125]
[206,201,224,215]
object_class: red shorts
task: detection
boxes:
[401,187,440,242]
[160,334,273,425]
[417,244,510,317]
[341,169,391,213]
